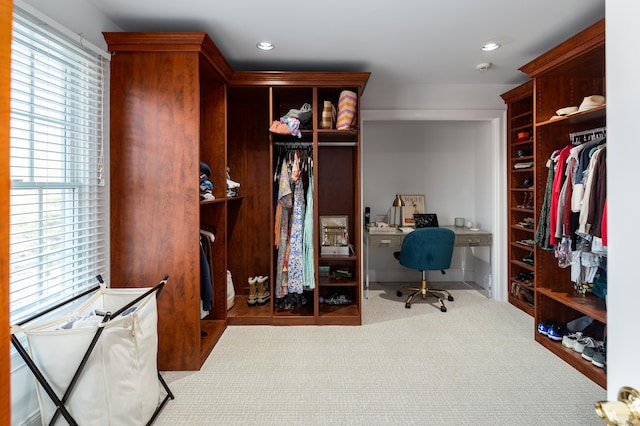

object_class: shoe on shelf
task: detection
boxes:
[581,340,605,361]
[573,336,598,354]
[521,253,534,265]
[537,321,555,336]
[547,324,570,341]
[247,276,258,306]
[562,331,583,350]
[326,293,352,305]
[591,348,606,368]
[256,276,270,305]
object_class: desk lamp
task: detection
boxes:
[392,194,405,227]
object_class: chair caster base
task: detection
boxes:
[397,291,403,297]
[405,303,411,309]
[448,295,454,302]
[440,305,447,312]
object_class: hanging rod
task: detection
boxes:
[569,126,606,145]
[274,141,313,147]
[318,142,357,147]
[273,141,357,147]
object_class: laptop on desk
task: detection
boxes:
[413,213,439,228]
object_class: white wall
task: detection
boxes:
[19,0,120,50]
[362,82,518,111]
[362,120,494,286]
[606,0,640,401]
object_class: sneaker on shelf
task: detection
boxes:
[547,324,570,341]
[581,340,605,361]
[591,348,606,368]
[573,336,598,354]
[537,321,555,336]
[326,293,352,305]
[562,331,583,350]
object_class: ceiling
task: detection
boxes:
[88,0,605,92]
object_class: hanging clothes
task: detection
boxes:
[534,151,559,251]
[577,145,605,236]
[548,144,572,245]
[199,232,215,312]
[275,159,293,298]
[302,158,315,290]
[587,146,607,238]
[273,145,314,303]
[287,151,306,294]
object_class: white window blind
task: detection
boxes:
[9,6,108,325]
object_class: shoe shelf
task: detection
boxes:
[534,333,606,388]
[509,295,534,316]
[199,196,244,206]
[510,224,534,233]
[536,288,606,324]
[510,259,534,271]
[502,80,535,317]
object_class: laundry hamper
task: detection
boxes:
[11,277,173,426]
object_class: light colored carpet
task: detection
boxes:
[155,282,606,425]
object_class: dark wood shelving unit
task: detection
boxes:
[106,31,369,370]
[504,18,607,388]
[502,79,535,317]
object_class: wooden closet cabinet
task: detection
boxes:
[501,80,535,316]
[516,18,607,388]
[104,32,232,371]
[225,75,369,326]
[105,31,369,371]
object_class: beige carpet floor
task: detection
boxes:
[155,282,606,425]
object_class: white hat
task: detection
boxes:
[556,106,579,116]
[577,95,605,112]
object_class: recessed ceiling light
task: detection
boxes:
[481,42,500,52]
[257,42,274,51]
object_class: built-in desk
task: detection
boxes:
[364,226,493,298]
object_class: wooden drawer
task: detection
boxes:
[454,233,492,247]
[369,234,403,248]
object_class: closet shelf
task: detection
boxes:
[508,297,534,316]
[319,254,357,261]
[535,334,606,388]
[512,110,533,120]
[319,278,359,287]
[536,105,606,127]
[509,242,534,252]
[536,288,606,323]
[319,304,360,317]
[510,225,534,233]
[512,123,533,132]
[199,196,244,205]
[510,260,534,271]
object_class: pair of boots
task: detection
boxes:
[247,276,270,306]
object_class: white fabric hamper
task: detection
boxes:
[15,285,162,426]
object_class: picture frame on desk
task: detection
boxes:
[320,215,350,255]
[400,194,426,226]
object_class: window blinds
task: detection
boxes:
[9,6,108,325]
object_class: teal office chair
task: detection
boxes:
[394,227,455,312]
